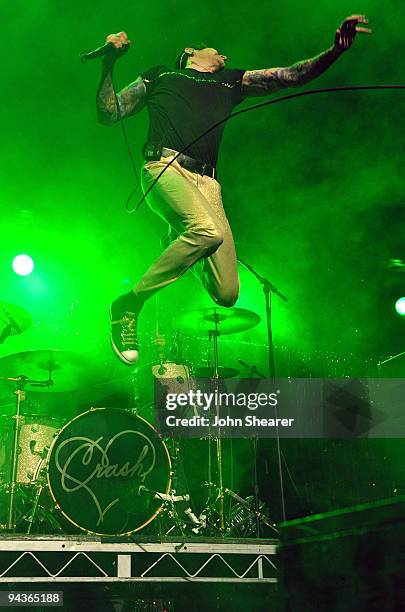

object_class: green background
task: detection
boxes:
[1,0,404,367]
[0,1,404,521]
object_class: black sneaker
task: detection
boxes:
[110,295,141,365]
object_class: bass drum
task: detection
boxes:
[47,408,171,536]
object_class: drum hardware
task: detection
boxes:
[155,497,207,537]
[184,507,207,535]
[2,400,59,531]
[377,351,405,375]
[0,348,101,532]
[0,350,103,394]
[173,306,261,533]
[0,375,50,531]
[237,258,287,379]
[0,321,281,536]
[139,486,189,504]
[225,488,277,536]
[199,480,232,535]
[194,366,240,379]
[23,457,63,535]
[0,301,32,345]
[175,307,261,337]
[210,321,225,531]
[0,480,62,534]
[3,429,61,534]
[237,359,266,379]
[238,258,289,523]
[153,434,197,536]
[24,482,63,535]
[157,508,186,537]
[25,482,43,534]
[141,486,194,536]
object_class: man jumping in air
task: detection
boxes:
[96,15,371,365]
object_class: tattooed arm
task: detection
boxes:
[242,14,371,96]
[97,67,146,124]
[242,46,343,95]
[96,31,146,125]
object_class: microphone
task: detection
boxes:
[79,42,129,61]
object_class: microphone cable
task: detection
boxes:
[113,91,141,206]
[86,43,140,203]
[119,83,405,213]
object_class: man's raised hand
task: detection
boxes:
[104,31,131,61]
[334,15,372,51]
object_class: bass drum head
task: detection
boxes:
[47,408,171,535]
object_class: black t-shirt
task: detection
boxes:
[140,65,245,166]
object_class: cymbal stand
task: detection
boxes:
[238,257,288,521]
[238,258,288,379]
[7,376,26,530]
[207,313,225,531]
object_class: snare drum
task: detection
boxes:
[47,408,171,535]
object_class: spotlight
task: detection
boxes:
[395,297,405,316]
[12,254,34,276]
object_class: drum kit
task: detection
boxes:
[0,300,274,537]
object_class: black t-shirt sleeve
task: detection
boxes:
[139,64,167,98]
[225,68,245,106]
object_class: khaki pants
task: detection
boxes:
[134,153,239,307]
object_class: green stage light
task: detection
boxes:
[395,298,405,316]
[12,254,34,276]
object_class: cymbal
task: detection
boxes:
[0,350,101,393]
[173,307,261,336]
[0,302,32,340]
[194,366,240,379]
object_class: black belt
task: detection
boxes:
[143,144,217,179]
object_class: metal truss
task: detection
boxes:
[0,536,278,583]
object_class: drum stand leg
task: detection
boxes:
[7,387,25,531]
[25,483,43,535]
[215,435,225,531]
[210,321,226,532]
[166,501,187,537]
